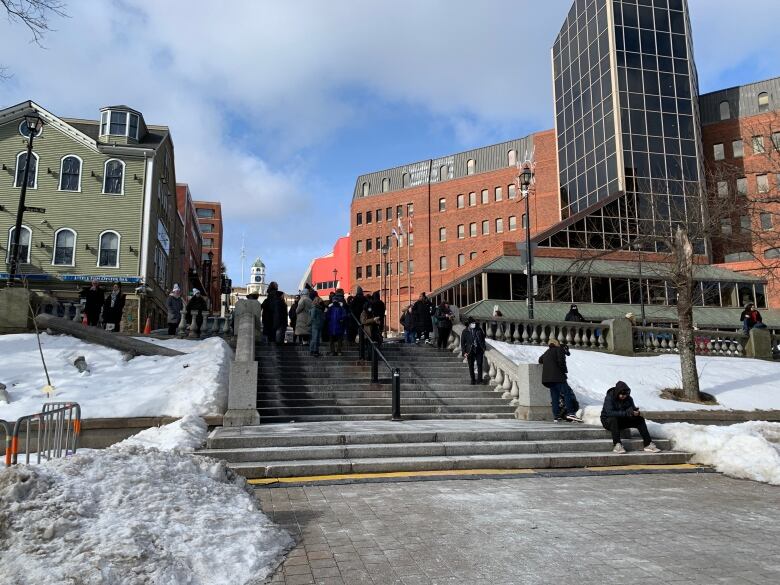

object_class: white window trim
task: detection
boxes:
[58,154,83,192]
[18,120,43,138]
[51,227,77,267]
[102,110,140,139]
[14,151,39,189]
[97,230,121,268]
[6,224,32,264]
[102,159,125,195]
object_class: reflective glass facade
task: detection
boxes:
[550,0,706,253]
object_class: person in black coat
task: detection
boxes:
[600,381,660,454]
[564,304,585,322]
[348,286,366,343]
[102,282,126,332]
[186,288,209,332]
[434,302,454,349]
[412,292,433,344]
[289,295,300,343]
[79,279,105,326]
[370,291,386,345]
[261,282,281,343]
[538,339,581,421]
[460,317,486,384]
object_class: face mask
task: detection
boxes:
[469,323,476,329]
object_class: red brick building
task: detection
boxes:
[175,183,205,295]
[192,200,223,310]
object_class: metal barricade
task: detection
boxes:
[5,402,81,466]
[1,419,13,467]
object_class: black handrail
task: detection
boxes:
[350,312,402,420]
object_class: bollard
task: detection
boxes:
[371,344,379,383]
[391,368,402,420]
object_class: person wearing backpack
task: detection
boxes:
[538,339,582,422]
[325,288,348,355]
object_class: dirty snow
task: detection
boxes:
[491,340,780,412]
[116,414,208,451]
[0,333,231,420]
[0,417,292,584]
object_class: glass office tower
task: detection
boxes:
[545,0,705,254]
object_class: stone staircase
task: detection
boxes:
[200,420,690,479]
[254,341,515,422]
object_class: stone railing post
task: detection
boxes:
[224,312,260,427]
[746,327,772,360]
[603,318,634,356]
[513,363,551,421]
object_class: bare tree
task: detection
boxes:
[1,0,67,77]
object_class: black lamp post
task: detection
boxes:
[203,250,213,308]
[332,268,338,290]
[8,113,43,286]
[520,164,535,319]
[633,241,647,326]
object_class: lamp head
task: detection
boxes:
[520,165,533,188]
[24,114,43,134]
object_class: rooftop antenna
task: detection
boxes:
[239,233,246,285]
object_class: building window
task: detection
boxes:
[6,225,31,264]
[439,164,448,180]
[439,227,446,242]
[362,182,370,196]
[765,248,780,259]
[719,101,731,120]
[356,266,363,280]
[386,207,392,220]
[439,256,447,271]
[376,263,380,276]
[508,184,517,199]
[760,213,773,230]
[733,140,744,158]
[481,189,488,204]
[466,159,475,175]
[52,228,76,266]
[366,210,372,224]
[376,237,381,250]
[109,111,127,135]
[739,216,750,232]
[386,262,392,276]
[376,208,383,222]
[402,173,410,187]
[720,219,732,235]
[366,238,373,252]
[98,231,120,267]
[129,113,139,140]
[356,240,362,254]
[409,260,414,273]
[457,194,464,208]
[408,232,414,246]
[482,220,489,235]
[469,222,477,237]
[509,216,517,231]
[772,132,780,152]
[753,136,765,154]
[457,224,465,239]
[202,237,214,247]
[196,208,214,218]
[470,251,477,260]
[757,174,770,193]
[59,155,82,191]
[396,205,402,218]
[200,223,215,232]
[14,151,38,188]
[439,197,446,212]
[382,178,390,192]
[366,265,372,278]
[713,143,725,161]
[469,192,476,206]
[736,177,748,196]
[398,261,404,275]
[717,181,729,197]
[496,218,504,233]
[407,203,414,216]
[356,212,363,226]
[103,159,125,194]
[758,92,770,113]
[508,150,517,166]
[458,253,465,267]
[495,186,502,201]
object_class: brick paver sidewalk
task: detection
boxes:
[257,473,780,585]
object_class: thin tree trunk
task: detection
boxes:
[674,227,701,401]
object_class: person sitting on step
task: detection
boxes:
[600,381,661,454]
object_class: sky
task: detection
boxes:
[1,0,779,291]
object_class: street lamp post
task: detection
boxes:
[332,268,338,290]
[8,114,43,286]
[519,164,535,319]
[633,241,647,326]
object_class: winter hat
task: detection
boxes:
[548,338,561,347]
[570,304,577,310]
[625,312,635,319]
[614,381,631,395]
[172,284,181,292]
[191,288,200,296]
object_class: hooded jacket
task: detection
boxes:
[295,295,313,335]
[600,381,639,422]
[538,342,568,385]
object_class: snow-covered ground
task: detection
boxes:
[491,340,780,412]
[0,415,292,584]
[0,333,231,420]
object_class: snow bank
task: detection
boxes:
[117,414,208,451]
[491,340,780,412]
[0,418,292,584]
[0,333,232,420]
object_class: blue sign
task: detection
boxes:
[0,273,142,284]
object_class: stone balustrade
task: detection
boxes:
[472,317,611,352]
[633,326,748,358]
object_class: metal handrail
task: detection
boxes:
[350,312,402,420]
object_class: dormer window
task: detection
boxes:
[100,109,141,140]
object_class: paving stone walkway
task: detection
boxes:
[257,473,780,585]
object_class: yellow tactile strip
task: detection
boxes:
[248,464,706,485]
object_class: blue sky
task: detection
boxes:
[1,0,778,291]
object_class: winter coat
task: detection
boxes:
[370,293,386,327]
[460,326,486,355]
[435,305,454,329]
[295,295,313,335]
[186,294,208,314]
[740,308,763,327]
[600,383,639,423]
[325,295,348,337]
[80,286,105,318]
[166,294,184,323]
[400,311,414,332]
[288,302,298,330]
[360,308,381,337]
[412,298,433,333]
[261,291,287,334]
[538,345,568,385]
[102,292,126,328]
[310,304,325,331]
[565,309,584,322]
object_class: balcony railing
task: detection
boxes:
[473,317,611,352]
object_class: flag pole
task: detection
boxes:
[396,236,400,338]
[388,235,393,335]
[407,216,412,306]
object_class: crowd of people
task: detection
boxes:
[79,280,126,332]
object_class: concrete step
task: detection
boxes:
[256,397,509,408]
[225,450,689,479]
[199,438,674,463]
[250,413,519,423]
[256,390,502,399]
[255,404,515,415]
[256,383,495,393]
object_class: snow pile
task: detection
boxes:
[0,333,232,420]
[491,340,780,412]
[117,414,208,451]
[0,419,292,584]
